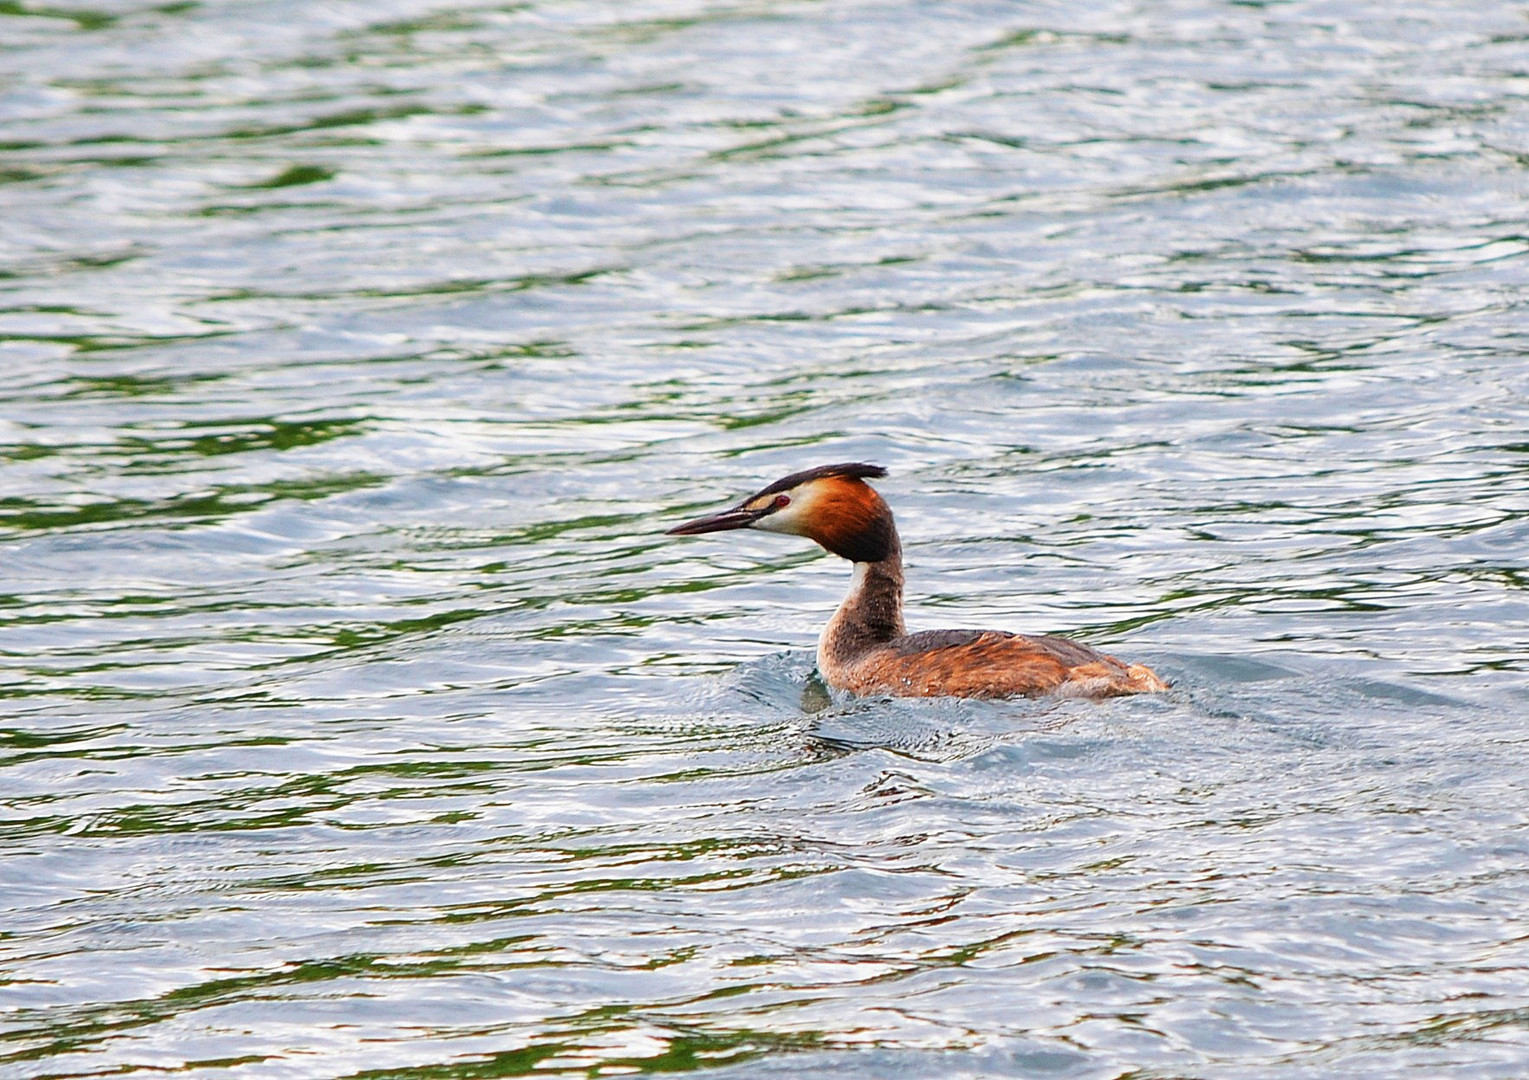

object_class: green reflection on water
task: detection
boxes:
[0,1,116,31]
[245,164,337,188]
[0,471,386,532]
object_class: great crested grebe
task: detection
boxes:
[668,463,1167,699]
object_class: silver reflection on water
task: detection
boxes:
[2,2,1528,1078]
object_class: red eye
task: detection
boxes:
[773,494,791,509]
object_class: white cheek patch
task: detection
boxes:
[752,512,794,534]
[750,486,815,535]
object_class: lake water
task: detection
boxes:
[3,1,1528,1077]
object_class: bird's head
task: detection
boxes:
[667,462,895,563]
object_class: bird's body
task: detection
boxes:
[669,463,1167,700]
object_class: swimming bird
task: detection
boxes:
[667,463,1167,699]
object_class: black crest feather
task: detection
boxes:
[755,462,887,497]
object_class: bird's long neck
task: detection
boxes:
[818,527,905,676]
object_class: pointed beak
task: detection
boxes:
[666,504,766,536]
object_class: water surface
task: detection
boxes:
[3,1,1529,1077]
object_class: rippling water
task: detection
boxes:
[4,1,1529,1076]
